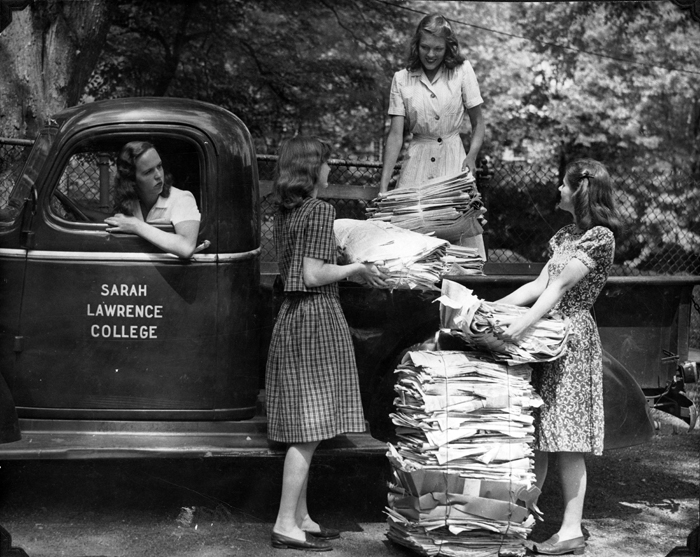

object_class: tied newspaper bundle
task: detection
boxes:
[437,280,570,365]
[334,219,482,291]
[366,170,486,243]
[385,350,544,557]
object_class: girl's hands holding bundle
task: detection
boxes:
[355,262,388,287]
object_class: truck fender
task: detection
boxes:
[602,350,656,450]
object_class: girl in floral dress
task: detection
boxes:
[266,137,385,551]
[497,159,622,556]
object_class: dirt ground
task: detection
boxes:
[0,420,698,557]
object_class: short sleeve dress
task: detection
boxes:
[388,62,483,189]
[265,197,366,444]
[533,225,615,456]
[130,186,201,225]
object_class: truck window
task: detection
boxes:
[0,129,56,224]
[49,137,203,226]
[51,151,115,222]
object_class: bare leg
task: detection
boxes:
[555,452,586,540]
[296,472,321,533]
[273,441,319,540]
[534,450,549,491]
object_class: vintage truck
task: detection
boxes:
[0,97,696,459]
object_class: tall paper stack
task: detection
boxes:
[385,350,543,557]
[385,281,570,556]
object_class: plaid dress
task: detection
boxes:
[265,197,366,443]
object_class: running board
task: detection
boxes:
[0,418,387,460]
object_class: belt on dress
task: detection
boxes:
[411,131,460,145]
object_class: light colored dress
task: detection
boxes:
[266,198,366,443]
[130,186,201,224]
[533,225,615,456]
[388,62,483,189]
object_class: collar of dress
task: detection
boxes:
[409,65,446,88]
[134,194,167,221]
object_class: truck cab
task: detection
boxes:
[0,98,695,459]
[0,98,269,456]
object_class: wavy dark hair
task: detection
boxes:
[407,13,465,71]
[114,141,171,215]
[273,136,332,211]
[565,159,623,238]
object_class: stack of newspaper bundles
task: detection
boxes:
[366,170,486,240]
[385,281,570,556]
[385,350,544,557]
[334,219,481,291]
[436,279,570,365]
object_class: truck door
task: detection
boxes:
[11,129,256,421]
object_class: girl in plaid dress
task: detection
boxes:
[266,137,386,551]
[496,159,622,556]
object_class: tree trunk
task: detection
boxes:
[0,0,110,138]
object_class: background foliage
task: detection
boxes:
[1,0,698,272]
[78,0,700,175]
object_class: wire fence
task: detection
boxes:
[2,137,698,276]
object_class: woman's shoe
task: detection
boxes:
[271,531,332,551]
[581,526,590,541]
[532,534,585,555]
[305,525,340,540]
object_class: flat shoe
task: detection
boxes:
[271,531,332,552]
[533,534,585,555]
[305,525,340,540]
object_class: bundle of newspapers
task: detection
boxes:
[385,349,544,557]
[334,219,482,291]
[436,280,570,365]
[366,171,486,240]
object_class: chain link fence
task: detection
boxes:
[2,137,698,276]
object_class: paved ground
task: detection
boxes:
[0,423,698,557]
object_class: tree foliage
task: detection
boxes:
[501,2,699,175]
[86,0,412,155]
[2,1,698,271]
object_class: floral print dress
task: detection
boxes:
[533,225,615,456]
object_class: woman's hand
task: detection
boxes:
[356,262,388,288]
[462,155,477,177]
[105,213,142,235]
[498,317,531,344]
[105,214,200,259]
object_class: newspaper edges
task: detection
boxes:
[366,170,487,240]
[334,219,483,291]
[437,279,570,365]
[385,350,544,557]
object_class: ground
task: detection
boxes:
[0,415,697,557]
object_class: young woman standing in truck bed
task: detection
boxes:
[265,136,385,551]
